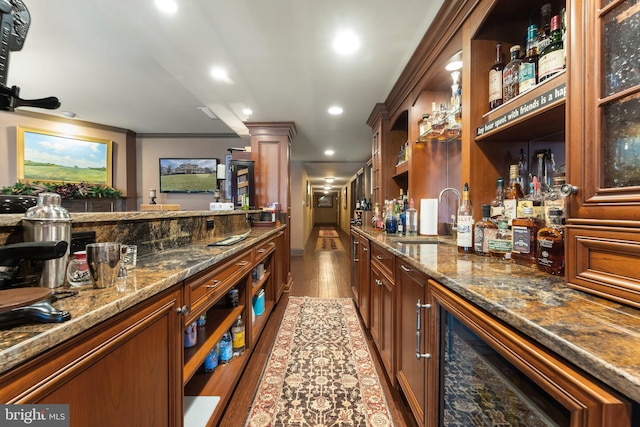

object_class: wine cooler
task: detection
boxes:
[428,280,632,427]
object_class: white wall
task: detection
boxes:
[291,162,313,255]
[137,135,242,210]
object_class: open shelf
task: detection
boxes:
[183,305,245,384]
[251,271,271,297]
[476,71,566,142]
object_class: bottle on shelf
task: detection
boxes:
[519,24,539,93]
[539,14,565,82]
[490,177,505,223]
[218,332,233,364]
[231,315,245,356]
[419,113,431,142]
[512,206,544,267]
[537,208,565,275]
[503,45,522,102]
[518,148,529,191]
[396,202,404,236]
[543,174,566,225]
[203,345,219,373]
[474,204,497,256]
[488,42,506,110]
[537,3,553,54]
[489,218,512,260]
[457,182,474,254]
[385,200,397,234]
[406,198,418,236]
[504,164,525,225]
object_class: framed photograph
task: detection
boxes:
[159,158,218,193]
[316,194,333,208]
[17,126,112,185]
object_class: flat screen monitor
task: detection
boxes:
[159,158,218,193]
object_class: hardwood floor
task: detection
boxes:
[220,225,418,426]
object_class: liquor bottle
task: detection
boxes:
[231,315,245,356]
[406,198,418,236]
[396,202,404,236]
[385,200,397,234]
[518,148,529,190]
[488,42,506,110]
[539,14,565,82]
[504,164,524,225]
[457,182,474,254]
[543,175,566,225]
[490,177,505,222]
[489,219,512,260]
[512,206,544,267]
[474,204,497,256]
[537,3,553,54]
[537,209,565,275]
[502,45,522,102]
[419,113,431,142]
[519,24,539,93]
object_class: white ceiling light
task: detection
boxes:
[445,60,463,71]
[61,111,76,118]
[210,66,232,84]
[242,108,253,116]
[325,177,335,183]
[155,0,178,14]
[324,149,335,156]
[333,30,360,55]
[328,106,343,115]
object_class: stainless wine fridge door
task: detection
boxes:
[428,280,632,427]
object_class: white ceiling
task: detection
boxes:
[7,0,444,192]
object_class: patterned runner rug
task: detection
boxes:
[315,237,345,252]
[244,297,394,426]
[319,229,339,238]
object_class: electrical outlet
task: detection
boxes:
[206,219,215,230]
[70,231,96,253]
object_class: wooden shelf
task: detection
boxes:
[183,305,245,384]
[476,71,566,143]
[251,300,274,341]
[184,351,250,426]
[251,271,271,298]
[394,161,409,177]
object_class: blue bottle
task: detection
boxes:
[203,345,218,373]
[218,332,233,364]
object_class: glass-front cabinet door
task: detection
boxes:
[566,0,640,307]
[568,0,640,217]
[428,281,631,427]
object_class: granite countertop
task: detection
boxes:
[352,225,640,403]
[0,225,283,375]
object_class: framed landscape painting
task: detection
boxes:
[17,127,112,186]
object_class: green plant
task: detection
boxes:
[1,181,122,199]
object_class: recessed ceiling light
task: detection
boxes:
[155,0,178,14]
[324,149,335,156]
[210,66,232,83]
[445,60,463,71]
[328,106,343,115]
[242,108,252,116]
[325,177,335,183]
[333,30,360,55]
[61,111,76,118]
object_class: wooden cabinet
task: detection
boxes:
[0,286,183,427]
[274,230,286,303]
[396,262,431,426]
[350,231,371,328]
[565,0,640,308]
[370,243,396,385]
[428,280,631,427]
[247,122,296,294]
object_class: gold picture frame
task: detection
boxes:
[17,126,113,186]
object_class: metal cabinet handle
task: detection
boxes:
[237,261,250,267]
[362,246,368,252]
[375,255,384,260]
[176,305,190,316]
[269,242,276,246]
[375,279,383,287]
[257,248,266,253]
[206,279,221,289]
[401,265,412,272]
[559,183,579,197]
[354,258,359,262]
[416,298,431,360]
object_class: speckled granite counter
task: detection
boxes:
[353,225,640,403]
[0,224,283,376]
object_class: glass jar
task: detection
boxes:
[66,251,92,287]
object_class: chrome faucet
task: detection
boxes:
[438,187,461,234]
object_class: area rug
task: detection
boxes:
[315,237,345,252]
[319,229,339,238]
[244,297,394,426]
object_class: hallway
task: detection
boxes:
[221,226,417,426]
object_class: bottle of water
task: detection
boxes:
[218,332,233,364]
[231,316,245,356]
[203,345,218,373]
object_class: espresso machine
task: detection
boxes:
[0,241,71,325]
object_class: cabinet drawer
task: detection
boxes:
[184,250,253,324]
[371,243,395,280]
[254,236,276,264]
[567,225,640,309]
